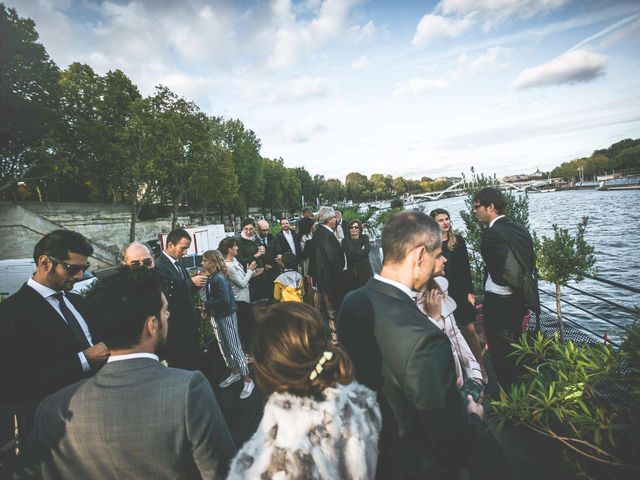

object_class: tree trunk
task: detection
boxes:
[129,195,138,242]
[200,202,207,225]
[555,283,565,341]
[172,202,179,231]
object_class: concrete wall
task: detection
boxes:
[0,202,193,266]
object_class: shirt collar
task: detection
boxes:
[27,276,61,299]
[107,353,159,363]
[162,251,180,266]
[490,215,506,227]
[374,274,417,301]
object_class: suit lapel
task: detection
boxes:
[18,284,81,347]
[367,278,423,315]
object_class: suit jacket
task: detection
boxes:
[337,278,474,476]
[0,284,99,408]
[155,254,200,370]
[25,358,236,479]
[312,225,345,292]
[480,217,540,314]
[275,230,301,266]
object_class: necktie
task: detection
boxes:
[262,238,268,247]
[175,261,185,279]
[52,292,91,350]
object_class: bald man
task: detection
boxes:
[121,242,155,269]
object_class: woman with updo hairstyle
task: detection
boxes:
[228,302,381,480]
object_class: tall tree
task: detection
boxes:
[222,119,264,214]
[0,4,60,196]
[345,171,368,202]
[292,167,314,206]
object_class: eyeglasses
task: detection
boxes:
[129,258,153,267]
[48,255,90,275]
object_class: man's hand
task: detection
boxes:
[465,394,484,420]
[84,342,110,364]
[191,274,207,289]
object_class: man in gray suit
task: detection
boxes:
[24,267,236,479]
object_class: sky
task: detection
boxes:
[7,0,640,181]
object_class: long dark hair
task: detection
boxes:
[429,208,458,251]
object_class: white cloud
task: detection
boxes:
[413,0,571,44]
[438,0,571,29]
[470,46,511,70]
[412,14,474,45]
[348,19,377,42]
[270,75,328,103]
[393,77,449,95]
[511,49,608,90]
[351,55,369,68]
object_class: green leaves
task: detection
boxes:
[490,329,640,471]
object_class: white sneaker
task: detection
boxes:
[239,380,255,400]
[219,372,241,389]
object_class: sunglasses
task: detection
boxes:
[48,255,90,275]
[349,225,361,229]
[130,258,153,267]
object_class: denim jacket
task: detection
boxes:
[204,272,237,318]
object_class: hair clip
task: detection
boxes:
[309,351,334,380]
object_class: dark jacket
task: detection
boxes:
[338,278,477,477]
[236,235,261,269]
[341,234,373,291]
[442,235,476,325]
[0,284,99,408]
[312,224,345,292]
[204,272,237,318]
[275,230,302,266]
[155,253,200,370]
[480,217,540,314]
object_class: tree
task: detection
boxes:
[222,119,264,214]
[0,4,60,196]
[292,167,314,207]
[536,217,596,339]
[148,86,211,229]
[345,171,368,203]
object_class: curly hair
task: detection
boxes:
[252,302,353,399]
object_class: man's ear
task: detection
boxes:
[38,255,52,272]
[144,315,158,338]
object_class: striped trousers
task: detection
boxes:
[216,311,249,377]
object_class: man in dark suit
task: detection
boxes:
[23,267,236,478]
[0,230,109,434]
[155,229,206,370]
[251,219,279,303]
[313,206,345,323]
[275,218,301,268]
[338,211,483,478]
[473,187,540,387]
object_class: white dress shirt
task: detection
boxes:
[107,352,159,363]
[27,277,93,372]
[374,274,418,302]
[484,215,513,296]
[282,230,297,255]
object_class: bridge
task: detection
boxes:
[409,179,560,201]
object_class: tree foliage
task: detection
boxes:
[491,328,640,476]
[551,138,640,180]
[536,217,596,338]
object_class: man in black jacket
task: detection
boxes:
[313,206,345,322]
[473,187,540,387]
[275,218,301,268]
[0,230,109,435]
[338,211,483,478]
[155,229,206,370]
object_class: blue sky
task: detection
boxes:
[8,0,640,180]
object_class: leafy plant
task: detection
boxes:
[536,217,596,339]
[491,328,640,477]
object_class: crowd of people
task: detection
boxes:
[0,187,540,479]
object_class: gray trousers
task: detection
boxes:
[217,311,249,377]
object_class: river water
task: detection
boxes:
[407,189,640,342]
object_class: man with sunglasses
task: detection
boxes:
[473,187,540,388]
[0,229,109,435]
[121,242,155,268]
